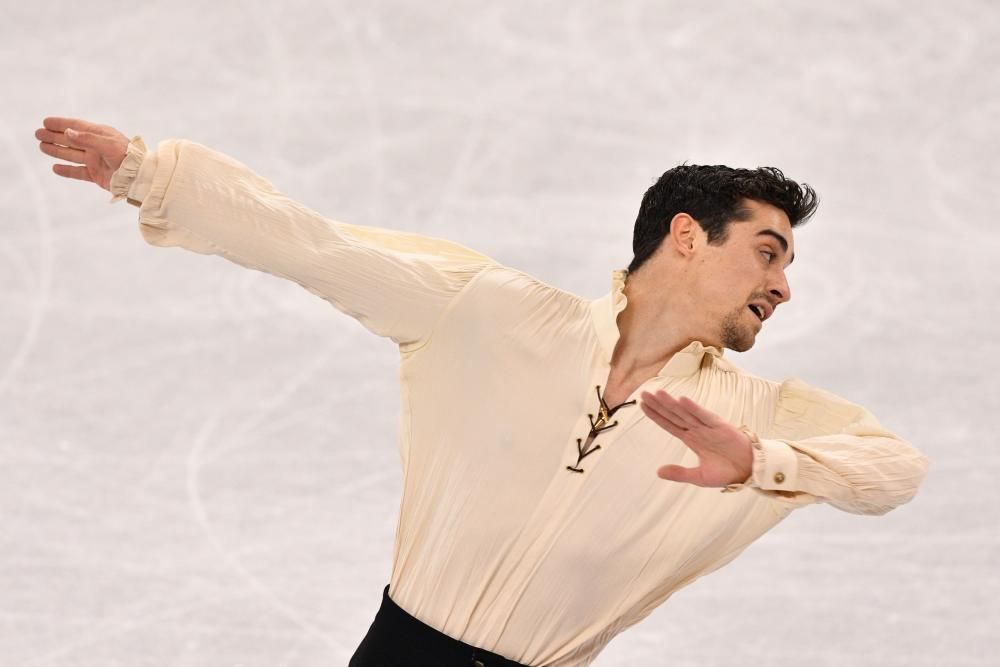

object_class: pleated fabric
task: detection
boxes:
[110,137,930,667]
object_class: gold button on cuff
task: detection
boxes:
[773,472,785,484]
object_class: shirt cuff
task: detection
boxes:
[108,135,152,207]
[721,425,800,493]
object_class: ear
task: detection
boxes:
[668,213,701,258]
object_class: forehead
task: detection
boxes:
[734,200,794,247]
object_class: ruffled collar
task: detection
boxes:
[589,268,724,377]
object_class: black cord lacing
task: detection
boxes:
[566,385,637,473]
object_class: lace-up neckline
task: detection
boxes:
[566,385,638,474]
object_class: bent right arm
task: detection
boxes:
[37,118,500,350]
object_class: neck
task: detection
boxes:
[611,270,712,377]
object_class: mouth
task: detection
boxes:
[747,304,765,323]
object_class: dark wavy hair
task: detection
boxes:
[627,165,819,274]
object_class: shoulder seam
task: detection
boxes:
[399,262,504,356]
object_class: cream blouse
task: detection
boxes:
[109,137,930,667]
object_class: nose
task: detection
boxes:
[769,270,791,305]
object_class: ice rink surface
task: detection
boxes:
[2,0,998,664]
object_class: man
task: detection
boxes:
[36,117,929,667]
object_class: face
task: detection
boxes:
[689,199,795,352]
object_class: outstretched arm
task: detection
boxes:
[36,117,500,350]
[640,380,930,516]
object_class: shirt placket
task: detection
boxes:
[565,384,638,474]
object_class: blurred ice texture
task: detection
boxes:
[0,1,997,665]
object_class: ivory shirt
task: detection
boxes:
[109,137,930,667]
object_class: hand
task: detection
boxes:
[640,389,754,488]
[35,117,130,192]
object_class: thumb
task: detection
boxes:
[657,464,702,485]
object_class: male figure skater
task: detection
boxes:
[36,117,929,667]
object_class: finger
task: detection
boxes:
[52,163,93,182]
[657,464,704,485]
[656,391,716,430]
[641,402,687,436]
[647,390,702,430]
[640,395,690,434]
[43,117,109,135]
[640,389,680,413]
[640,391,690,426]
[38,141,87,164]
[63,128,119,157]
[35,127,72,146]
[676,395,725,428]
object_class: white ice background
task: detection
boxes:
[1,1,998,665]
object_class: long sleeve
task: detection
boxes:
[724,378,930,515]
[108,136,500,350]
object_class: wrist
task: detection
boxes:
[108,136,149,205]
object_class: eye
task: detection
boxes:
[760,249,775,263]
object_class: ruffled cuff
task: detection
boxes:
[720,425,799,494]
[108,135,147,206]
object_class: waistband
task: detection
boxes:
[349,584,533,667]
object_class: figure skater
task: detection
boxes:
[36,117,929,667]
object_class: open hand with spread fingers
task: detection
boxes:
[640,389,754,487]
[35,117,130,192]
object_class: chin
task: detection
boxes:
[728,338,755,353]
[719,309,760,352]
[719,322,756,352]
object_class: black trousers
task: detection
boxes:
[349,584,533,667]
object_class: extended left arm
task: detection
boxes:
[721,378,930,516]
[640,379,930,516]
[721,414,931,515]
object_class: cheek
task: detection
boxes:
[697,260,756,308]
[724,265,758,296]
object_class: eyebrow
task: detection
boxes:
[756,229,795,266]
